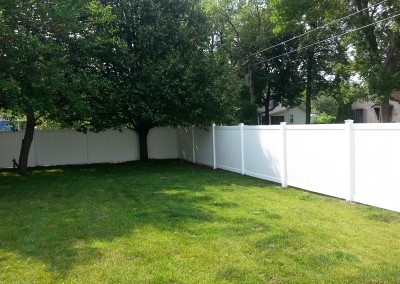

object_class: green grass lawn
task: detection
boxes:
[0,160,399,283]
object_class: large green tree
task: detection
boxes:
[84,0,240,160]
[271,0,349,124]
[0,0,114,175]
[348,0,400,122]
[203,0,304,124]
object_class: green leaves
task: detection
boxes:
[82,0,240,133]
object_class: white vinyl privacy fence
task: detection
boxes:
[0,128,178,168]
[1,123,399,212]
[178,121,400,212]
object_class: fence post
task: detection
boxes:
[345,120,355,201]
[280,122,288,188]
[212,123,217,169]
[191,126,196,164]
[240,123,245,175]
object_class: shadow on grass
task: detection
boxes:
[0,160,269,279]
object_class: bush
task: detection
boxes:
[314,112,336,124]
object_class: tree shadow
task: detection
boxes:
[1,160,264,279]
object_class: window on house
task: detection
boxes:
[374,107,380,122]
[271,116,285,125]
[289,114,294,124]
[390,105,394,121]
[354,109,365,123]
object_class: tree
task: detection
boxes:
[203,0,304,124]
[83,0,240,160]
[271,0,349,124]
[347,0,400,122]
[0,0,114,175]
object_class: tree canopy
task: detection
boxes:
[0,0,240,173]
[0,0,112,175]
[1,0,399,175]
[78,0,240,160]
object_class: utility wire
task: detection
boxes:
[244,0,388,64]
[249,12,400,67]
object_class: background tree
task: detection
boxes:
[203,0,304,124]
[0,0,114,175]
[271,0,349,124]
[347,0,400,122]
[83,0,240,160]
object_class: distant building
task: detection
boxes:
[351,91,400,123]
[0,117,25,131]
[257,104,307,125]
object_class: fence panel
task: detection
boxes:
[353,124,400,212]
[36,130,88,166]
[177,127,194,162]
[0,127,178,168]
[0,131,37,168]
[215,126,242,173]
[285,125,347,199]
[2,123,400,212]
[148,128,178,159]
[243,126,282,183]
[193,127,214,167]
[88,130,138,163]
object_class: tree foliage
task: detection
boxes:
[0,0,116,175]
[78,0,240,160]
[270,0,350,123]
[203,0,305,124]
[347,0,400,121]
[2,0,399,175]
[1,0,241,173]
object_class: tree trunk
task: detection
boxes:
[137,127,150,161]
[248,61,255,103]
[305,50,314,124]
[18,110,36,176]
[381,98,391,122]
[263,85,271,125]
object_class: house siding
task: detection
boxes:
[352,101,400,123]
[270,107,307,125]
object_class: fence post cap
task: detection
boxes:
[345,120,354,124]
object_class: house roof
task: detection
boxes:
[353,91,400,109]
[270,105,306,115]
[269,105,288,114]
[258,104,306,116]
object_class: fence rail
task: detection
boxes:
[178,121,400,212]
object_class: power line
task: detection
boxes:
[249,12,400,67]
[244,0,388,64]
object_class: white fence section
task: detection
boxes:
[0,128,178,168]
[192,127,214,167]
[215,125,242,173]
[178,122,400,212]
[352,124,400,211]
[1,123,399,212]
[285,124,348,199]
[243,125,283,184]
[147,127,179,159]
[0,131,38,168]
